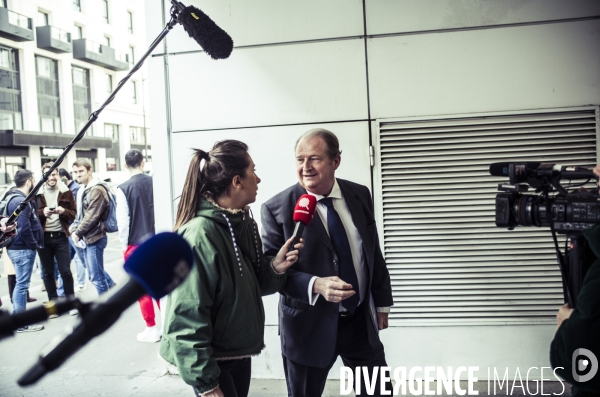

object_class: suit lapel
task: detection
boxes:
[338,180,368,248]
[293,183,335,253]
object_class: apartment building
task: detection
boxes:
[0,0,151,188]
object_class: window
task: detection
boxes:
[37,11,48,27]
[129,126,144,143]
[72,66,91,134]
[102,0,109,24]
[103,36,110,47]
[128,46,134,65]
[105,73,113,93]
[73,0,81,12]
[130,81,137,104]
[74,25,83,40]
[105,123,120,170]
[127,11,133,34]
[35,56,60,133]
[0,46,23,130]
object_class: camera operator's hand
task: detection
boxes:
[593,164,600,184]
[556,303,574,329]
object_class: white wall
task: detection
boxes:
[147,0,600,380]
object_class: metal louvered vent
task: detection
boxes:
[375,107,599,326]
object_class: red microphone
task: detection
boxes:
[289,194,317,251]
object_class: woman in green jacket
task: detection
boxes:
[160,140,302,397]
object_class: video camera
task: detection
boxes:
[490,162,600,233]
[490,161,600,307]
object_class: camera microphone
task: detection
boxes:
[488,162,541,177]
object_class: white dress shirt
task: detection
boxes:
[305,179,389,313]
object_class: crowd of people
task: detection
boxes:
[0,149,155,341]
[0,128,598,397]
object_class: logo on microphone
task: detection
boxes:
[298,197,310,209]
[572,348,598,382]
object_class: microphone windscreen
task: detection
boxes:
[123,232,193,300]
[293,194,317,224]
[178,5,234,60]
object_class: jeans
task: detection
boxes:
[76,235,114,295]
[7,249,37,314]
[69,236,86,286]
[38,232,74,299]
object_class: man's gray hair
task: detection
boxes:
[295,128,341,160]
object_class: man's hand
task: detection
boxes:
[72,233,80,243]
[43,207,55,217]
[377,312,389,330]
[0,217,16,233]
[556,303,574,329]
[313,276,356,303]
[202,386,224,397]
[272,237,304,273]
[54,206,65,215]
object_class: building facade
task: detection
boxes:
[0,0,151,189]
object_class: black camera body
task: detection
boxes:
[490,162,600,307]
[496,190,600,233]
[491,162,600,234]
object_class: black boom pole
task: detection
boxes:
[0,1,233,246]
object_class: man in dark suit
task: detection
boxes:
[261,128,393,396]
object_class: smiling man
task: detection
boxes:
[261,128,393,396]
[35,162,77,313]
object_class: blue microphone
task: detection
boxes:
[18,232,193,386]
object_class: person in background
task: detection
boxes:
[35,162,77,316]
[59,168,80,200]
[116,149,159,342]
[70,158,115,295]
[6,170,45,332]
[59,168,86,290]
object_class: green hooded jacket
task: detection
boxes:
[159,197,287,394]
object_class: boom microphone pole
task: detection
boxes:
[0,1,233,247]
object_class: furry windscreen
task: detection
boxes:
[179,6,234,60]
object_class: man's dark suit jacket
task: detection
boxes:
[261,178,393,368]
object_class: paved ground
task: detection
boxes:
[0,234,571,396]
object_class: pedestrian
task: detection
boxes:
[116,149,159,342]
[59,168,86,290]
[35,162,77,316]
[5,170,45,332]
[69,158,115,295]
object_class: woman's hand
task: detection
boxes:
[202,386,224,397]
[272,236,304,274]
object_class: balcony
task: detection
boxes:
[72,39,129,71]
[0,8,33,42]
[36,25,72,53]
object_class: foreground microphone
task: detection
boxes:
[289,194,317,251]
[18,232,193,386]
[0,298,82,340]
[172,1,234,60]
